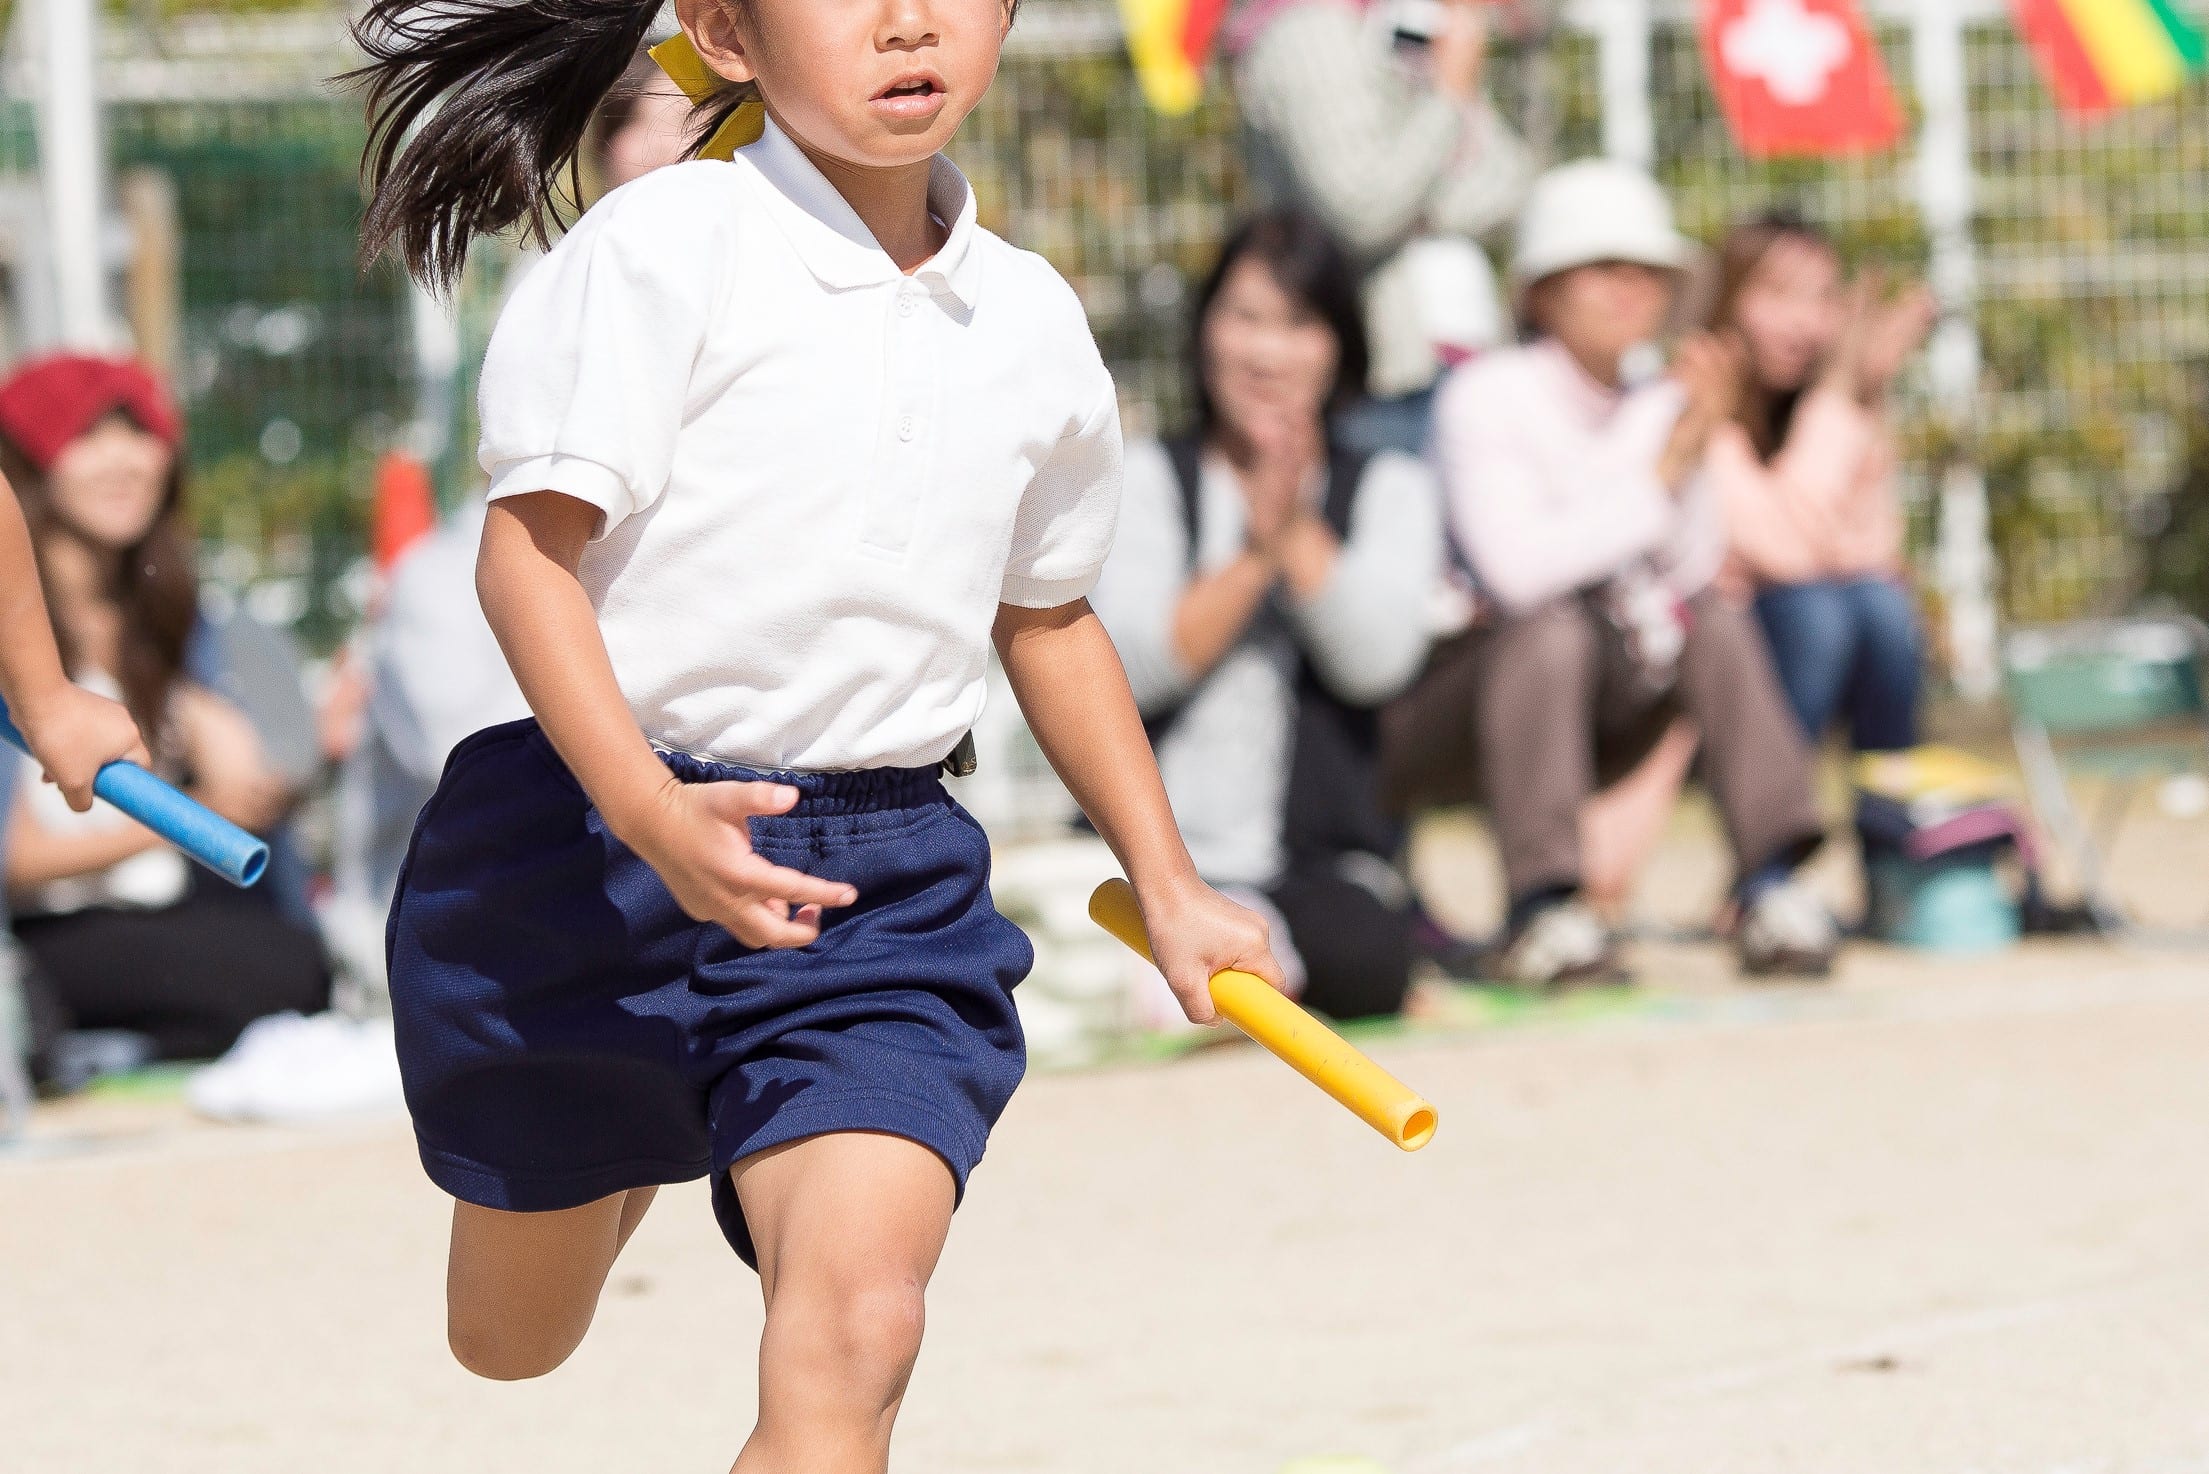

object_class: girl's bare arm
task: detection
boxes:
[993,598,1284,1023]
[0,474,150,808]
[478,493,855,949]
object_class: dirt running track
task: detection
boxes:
[6,938,2209,1474]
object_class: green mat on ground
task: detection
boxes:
[78,1063,198,1101]
[1073,981,1675,1070]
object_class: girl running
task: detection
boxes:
[349,0,1284,1466]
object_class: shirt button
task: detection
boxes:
[898,297,917,317]
[898,415,917,441]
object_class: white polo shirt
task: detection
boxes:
[478,117,1123,772]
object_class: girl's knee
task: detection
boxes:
[446,1309,585,1382]
[779,1275,929,1391]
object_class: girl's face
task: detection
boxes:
[696,0,1013,169]
[1733,236,1844,394]
[1201,255,1340,439]
[1532,261,1676,382]
[44,414,173,553]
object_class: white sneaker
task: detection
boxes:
[188,1010,405,1124]
[1739,878,1839,978]
[1498,900,1622,989]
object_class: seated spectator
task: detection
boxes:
[1228,0,1531,454]
[0,355,329,1075]
[1704,211,1933,763]
[1089,209,1443,1021]
[1380,160,1835,986]
[320,42,684,995]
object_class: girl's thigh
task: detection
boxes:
[445,1187,658,1371]
[734,1133,957,1304]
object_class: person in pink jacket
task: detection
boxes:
[1704,211,1935,757]
[1383,162,1835,987]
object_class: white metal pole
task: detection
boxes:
[1911,0,2001,701]
[36,0,111,348]
[1593,0,1656,169]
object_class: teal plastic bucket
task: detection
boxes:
[1867,854,2021,954]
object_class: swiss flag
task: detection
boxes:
[1701,0,1903,157]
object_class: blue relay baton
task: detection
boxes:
[0,701,268,888]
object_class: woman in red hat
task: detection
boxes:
[0,353,328,1081]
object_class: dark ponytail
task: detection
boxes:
[346,0,675,291]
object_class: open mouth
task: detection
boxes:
[874,72,945,103]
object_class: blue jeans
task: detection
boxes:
[1752,577,1922,754]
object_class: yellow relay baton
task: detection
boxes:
[1088,879,1437,1151]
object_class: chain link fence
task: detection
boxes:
[2,0,2205,660]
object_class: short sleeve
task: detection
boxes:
[1001,381,1124,609]
[476,168,727,540]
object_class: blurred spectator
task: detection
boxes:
[0,742,22,1122]
[1228,0,1532,454]
[590,46,698,192]
[320,44,691,995]
[185,594,324,927]
[1380,160,1835,986]
[1704,211,1934,762]
[0,354,329,1075]
[1090,210,1442,1022]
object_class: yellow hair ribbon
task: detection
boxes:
[649,32,766,162]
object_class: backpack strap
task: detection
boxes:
[1139,434,1208,751]
[1284,442,1400,869]
[1163,432,1205,569]
[1167,433,1369,556]
[1319,440,1372,542]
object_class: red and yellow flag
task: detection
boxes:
[2008,0,2207,114]
[1119,0,1235,114]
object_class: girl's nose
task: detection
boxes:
[879,0,940,45]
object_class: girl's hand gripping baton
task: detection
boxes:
[0,702,268,888]
[1089,878,1437,1151]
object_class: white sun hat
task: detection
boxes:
[1510,157,1697,291]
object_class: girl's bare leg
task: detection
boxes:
[444,1185,659,1380]
[730,1133,958,1474]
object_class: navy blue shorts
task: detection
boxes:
[386,718,1032,1266]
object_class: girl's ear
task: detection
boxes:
[677,0,755,84]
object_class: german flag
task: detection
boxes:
[1120,0,1235,114]
[2008,0,2207,114]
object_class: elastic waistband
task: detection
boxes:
[471,717,950,819]
[652,743,945,818]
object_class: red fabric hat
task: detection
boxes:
[0,353,183,473]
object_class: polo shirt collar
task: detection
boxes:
[742,113,981,308]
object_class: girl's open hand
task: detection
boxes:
[17,683,152,812]
[1138,876,1287,1026]
[629,779,859,950]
